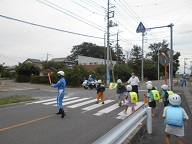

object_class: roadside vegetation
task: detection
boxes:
[0,95,36,105]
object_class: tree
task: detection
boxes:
[129,45,142,76]
[146,40,180,78]
[65,65,88,86]
[42,61,66,70]
[15,63,40,76]
[114,63,130,82]
[67,42,117,61]
[114,43,125,63]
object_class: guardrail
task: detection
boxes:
[93,105,152,144]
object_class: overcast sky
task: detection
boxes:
[0,0,192,74]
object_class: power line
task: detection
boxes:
[0,14,104,39]
[37,0,105,32]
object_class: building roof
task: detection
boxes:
[51,58,67,62]
[24,58,42,63]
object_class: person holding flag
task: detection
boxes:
[51,71,66,118]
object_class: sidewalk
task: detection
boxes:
[132,82,192,144]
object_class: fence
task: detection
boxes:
[93,105,152,144]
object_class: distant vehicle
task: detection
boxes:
[82,79,97,89]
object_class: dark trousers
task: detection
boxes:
[132,85,139,100]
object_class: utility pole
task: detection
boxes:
[158,43,160,80]
[106,0,117,86]
[46,53,50,61]
[106,0,110,87]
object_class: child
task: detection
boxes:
[144,81,152,105]
[144,83,157,116]
[161,84,169,107]
[124,85,137,114]
[116,79,125,107]
[96,80,105,104]
[163,94,189,144]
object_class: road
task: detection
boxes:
[0,79,178,144]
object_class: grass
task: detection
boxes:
[0,95,36,105]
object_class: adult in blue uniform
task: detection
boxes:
[181,74,187,86]
[51,71,66,118]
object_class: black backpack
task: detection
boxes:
[164,91,169,101]
[117,84,126,93]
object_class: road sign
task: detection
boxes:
[136,22,146,33]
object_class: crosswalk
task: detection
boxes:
[28,96,144,120]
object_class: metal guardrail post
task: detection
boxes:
[147,107,152,134]
[93,105,147,144]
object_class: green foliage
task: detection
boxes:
[65,65,88,86]
[67,42,117,61]
[0,95,35,105]
[146,40,180,78]
[15,63,40,76]
[114,63,130,82]
[143,59,157,80]
[0,65,13,78]
[42,61,67,70]
[16,75,30,82]
[94,65,106,81]
[114,43,125,63]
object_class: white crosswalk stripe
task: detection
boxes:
[28,97,144,120]
[81,99,114,112]
[53,97,91,106]
[67,99,97,108]
[116,102,144,120]
[43,97,79,105]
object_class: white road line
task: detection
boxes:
[43,97,79,105]
[116,102,144,120]
[93,103,119,116]
[81,99,114,112]
[29,96,70,104]
[53,97,91,106]
[67,99,97,108]
[31,98,56,104]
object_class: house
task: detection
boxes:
[23,58,42,69]
[51,57,75,68]
[78,55,116,65]
[4,65,17,73]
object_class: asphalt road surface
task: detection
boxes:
[0,80,171,144]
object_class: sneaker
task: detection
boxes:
[96,101,99,104]
[118,103,122,107]
[102,102,104,104]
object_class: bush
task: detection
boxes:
[16,75,30,82]
[30,75,58,84]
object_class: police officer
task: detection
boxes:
[51,71,66,118]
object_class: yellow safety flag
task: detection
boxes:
[109,82,117,90]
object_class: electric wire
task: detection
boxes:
[0,14,104,40]
[37,0,106,32]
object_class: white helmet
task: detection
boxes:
[117,79,122,84]
[169,94,181,106]
[126,85,132,91]
[98,80,102,83]
[57,71,64,76]
[146,81,152,85]
[161,84,168,90]
[89,75,92,77]
[146,84,152,90]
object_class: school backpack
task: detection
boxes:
[149,90,160,101]
[117,84,126,93]
[97,84,105,92]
